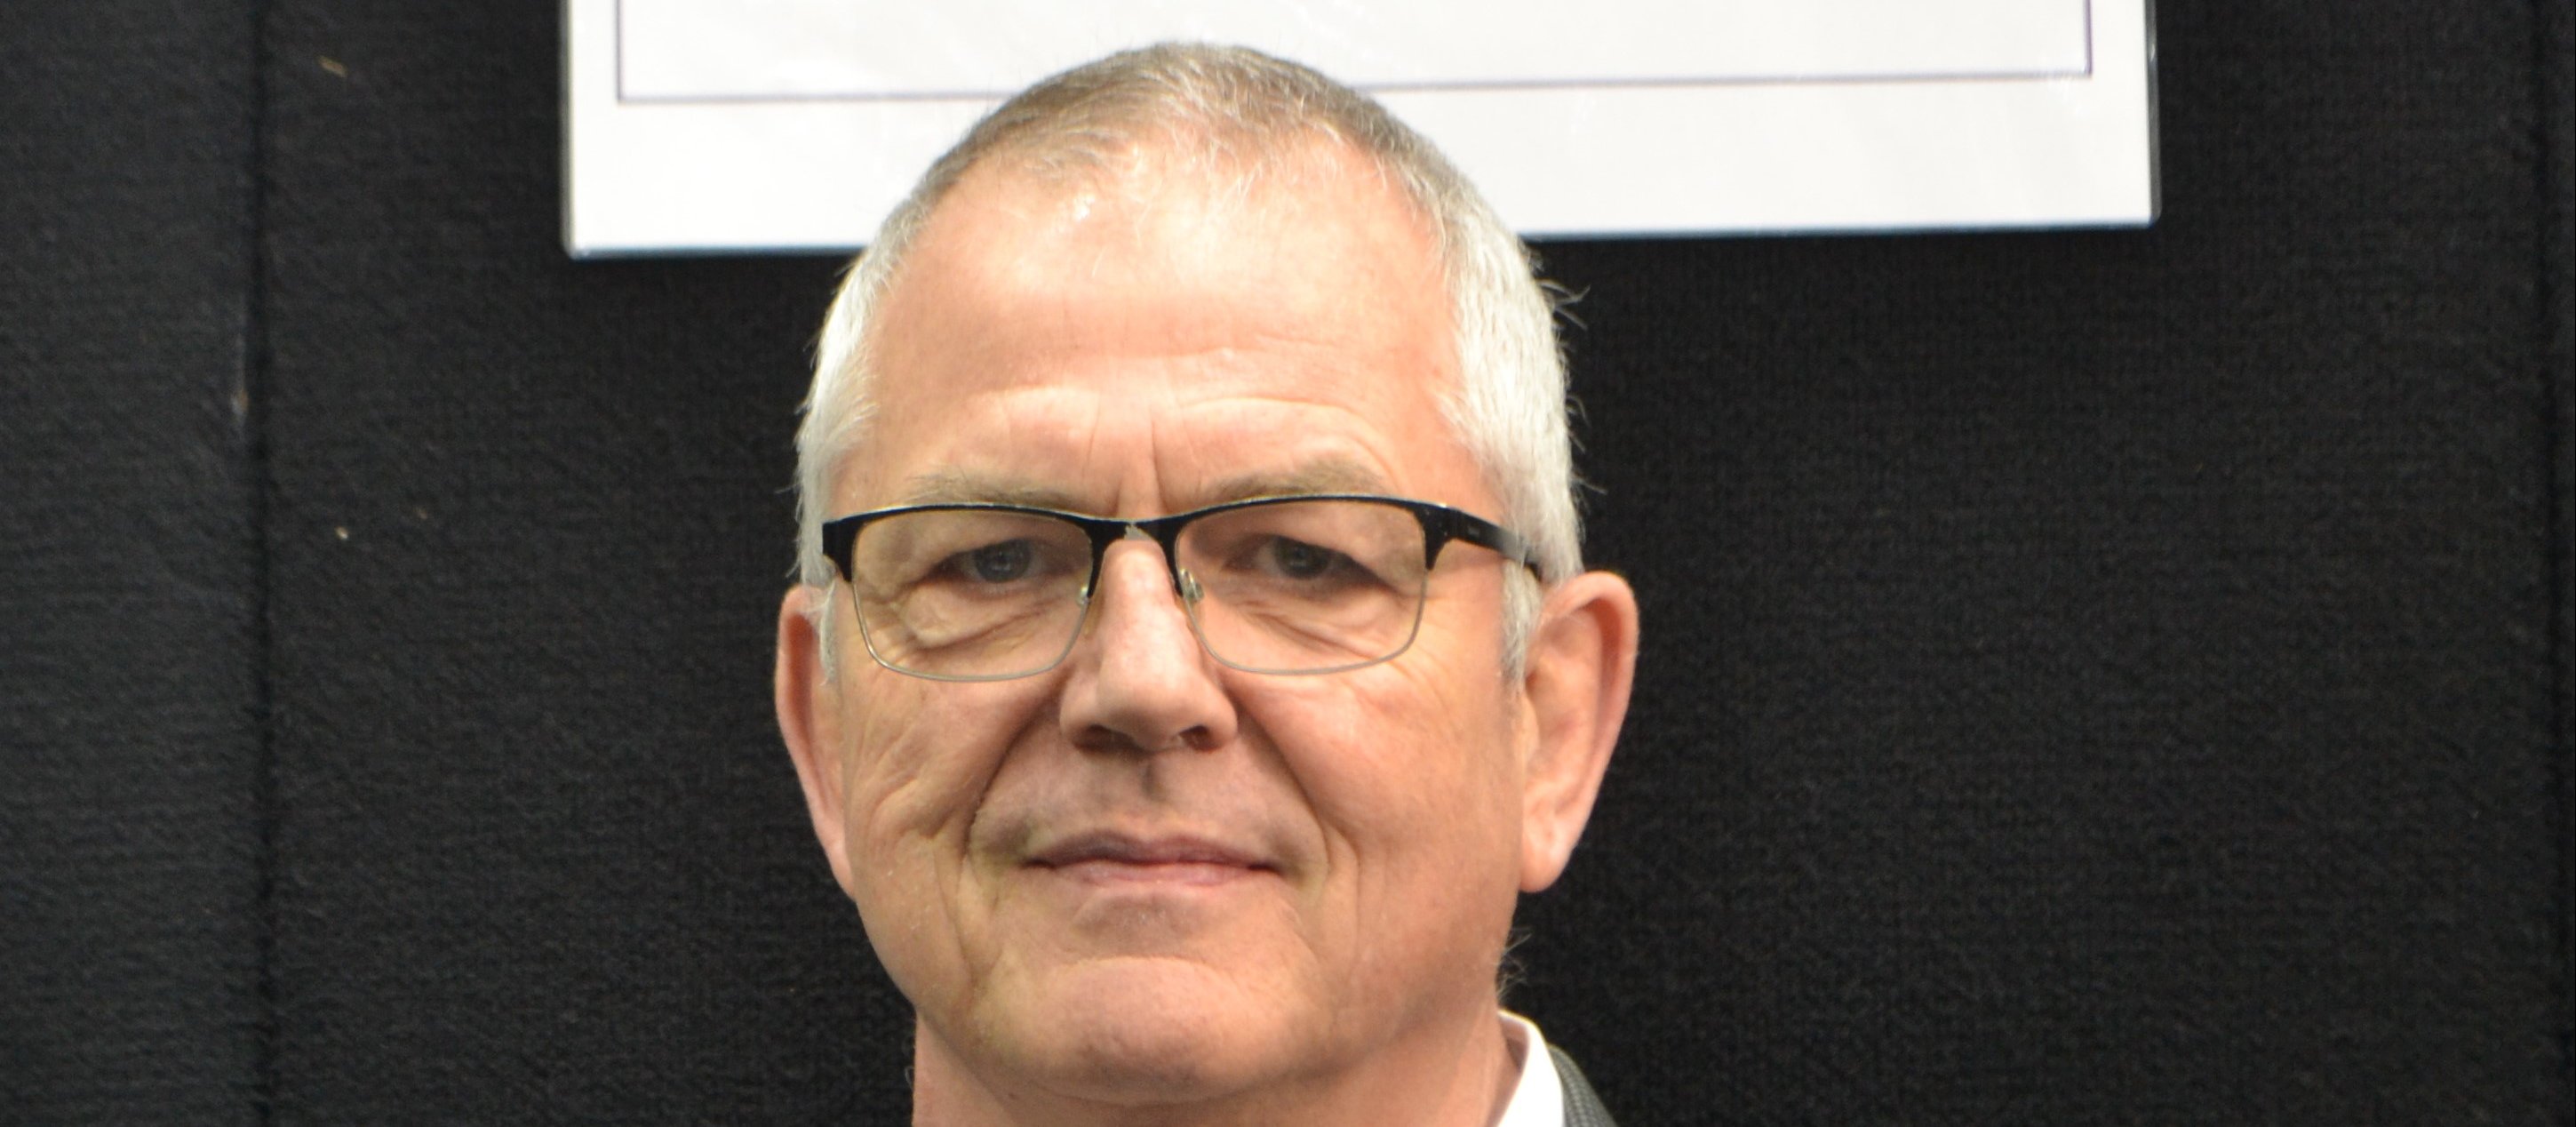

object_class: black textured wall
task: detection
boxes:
[2,4,264,1123]
[4,2,2570,1123]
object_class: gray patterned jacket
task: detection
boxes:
[1551,1046,1618,1127]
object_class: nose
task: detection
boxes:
[1055,539,1239,755]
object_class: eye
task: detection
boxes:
[1264,538,1342,580]
[957,540,1034,584]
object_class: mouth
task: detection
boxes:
[1027,831,1280,886]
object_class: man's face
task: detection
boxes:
[790,148,1544,1102]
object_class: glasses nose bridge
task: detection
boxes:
[1081,516,1193,604]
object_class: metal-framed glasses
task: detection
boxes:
[819,493,1542,681]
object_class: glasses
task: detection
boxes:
[819,494,1541,681]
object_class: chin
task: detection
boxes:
[992,955,1312,1103]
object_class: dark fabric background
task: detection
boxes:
[2,4,264,1122]
[4,2,2569,1123]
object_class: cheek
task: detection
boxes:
[1247,667,1523,995]
[1248,651,1523,874]
[837,676,1053,886]
[833,676,1059,998]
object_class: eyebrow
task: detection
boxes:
[891,459,1395,514]
[1198,460,1393,507]
[892,471,1088,511]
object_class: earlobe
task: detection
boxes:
[777,585,859,898]
[1515,570,1641,892]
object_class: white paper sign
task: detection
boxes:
[564,0,2155,255]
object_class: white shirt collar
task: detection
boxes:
[1494,1010,1566,1127]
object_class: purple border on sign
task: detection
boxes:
[610,0,2101,106]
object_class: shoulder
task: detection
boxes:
[1549,1044,1620,1127]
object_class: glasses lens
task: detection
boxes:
[1176,499,1430,674]
[848,508,1093,678]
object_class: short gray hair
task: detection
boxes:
[794,44,1581,665]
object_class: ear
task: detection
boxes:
[777,584,860,899]
[1516,570,1640,892]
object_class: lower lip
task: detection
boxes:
[1039,859,1269,887]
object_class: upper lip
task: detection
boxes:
[1030,831,1274,871]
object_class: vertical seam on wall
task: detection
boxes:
[2539,0,2576,1109]
[244,0,278,1122]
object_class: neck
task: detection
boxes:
[907,1006,1520,1127]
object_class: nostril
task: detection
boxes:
[1071,723,1221,756]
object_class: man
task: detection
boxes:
[774,44,1639,1126]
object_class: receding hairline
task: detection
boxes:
[915,44,1431,195]
[826,144,1461,519]
[834,128,1456,460]
[878,124,1443,316]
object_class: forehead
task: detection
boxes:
[846,144,1479,514]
